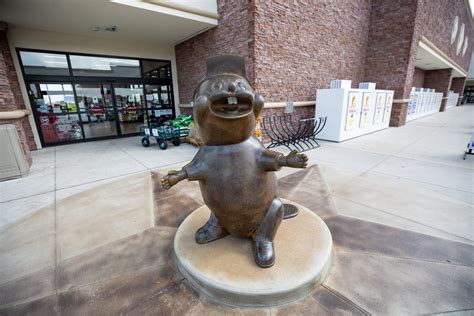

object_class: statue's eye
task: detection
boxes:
[237,81,247,90]
[212,82,222,91]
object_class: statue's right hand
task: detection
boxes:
[161,170,180,190]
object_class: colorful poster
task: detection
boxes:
[359,93,371,128]
[373,93,384,124]
[345,92,359,131]
[383,93,393,122]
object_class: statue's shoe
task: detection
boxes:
[195,222,229,244]
[252,240,275,268]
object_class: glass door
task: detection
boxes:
[145,84,174,125]
[74,83,118,139]
[113,84,146,135]
[29,83,83,145]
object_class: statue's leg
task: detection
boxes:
[195,211,229,244]
[252,198,284,268]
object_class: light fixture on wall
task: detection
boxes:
[451,16,459,44]
[92,25,119,32]
[456,23,465,55]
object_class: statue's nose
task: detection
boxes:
[227,82,236,92]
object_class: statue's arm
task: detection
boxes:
[260,149,308,171]
[161,149,206,190]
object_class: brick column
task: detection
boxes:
[0,25,35,165]
[450,77,466,106]
[423,68,453,112]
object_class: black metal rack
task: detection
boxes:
[263,115,327,152]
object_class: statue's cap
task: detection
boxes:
[206,55,246,77]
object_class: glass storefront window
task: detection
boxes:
[20,51,69,76]
[29,83,83,144]
[142,60,171,79]
[70,55,140,77]
[30,83,77,114]
[114,84,146,134]
[75,83,117,138]
[20,49,175,146]
[145,85,173,124]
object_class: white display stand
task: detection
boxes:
[445,91,459,109]
[406,87,443,122]
[315,81,394,142]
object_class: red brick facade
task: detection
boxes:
[0,29,34,163]
[412,67,426,89]
[423,68,453,111]
[175,0,255,105]
[253,0,371,102]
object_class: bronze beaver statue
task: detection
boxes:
[161,55,308,268]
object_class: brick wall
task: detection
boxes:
[364,0,418,99]
[175,0,473,128]
[423,68,453,111]
[0,29,34,163]
[175,0,255,105]
[253,0,371,102]
[414,0,473,72]
[450,77,466,106]
[412,67,426,88]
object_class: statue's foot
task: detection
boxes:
[195,222,229,244]
[252,240,275,268]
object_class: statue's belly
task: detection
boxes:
[198,144,277,237]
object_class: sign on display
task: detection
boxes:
[373,93,384,124]
[345,92,359,131]
[383,93,393,122]
[359,93,371,128]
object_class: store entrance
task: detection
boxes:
[74,83,147,139]
[28,81,174,145]
[19,49,175,146]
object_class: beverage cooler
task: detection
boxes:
[315,80,394,142]
[406,87,443,122]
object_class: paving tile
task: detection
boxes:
[395,128,474,169]
[58,226,176,290]
[56,171,154,261]
[113,137,198,169]
[124,280,271,315]
[332,124,437,156]
[0,205,55,285]
[0,161,55,202]
[326,215,474,266]
[325,251,474,315]
[55,140,146,189]
[334,171,474,241]
[0,294,57,316]
[371,156,473,193]
[305,144,389,171]
[0,191,54,229]
[271,286,368,315]
[59,263,181,316]
[0,267,56,307]
[332,196,470,243]
[278,166,330,205]
[154,192,201,228]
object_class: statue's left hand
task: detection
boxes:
[285,150,308,168]
[161,170,180,190]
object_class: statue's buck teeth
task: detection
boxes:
[227,97,238,105]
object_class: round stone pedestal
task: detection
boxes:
[174,200,333,307]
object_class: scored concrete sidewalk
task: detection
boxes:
[2,103,472,244]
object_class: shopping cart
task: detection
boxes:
[140,125,189,150]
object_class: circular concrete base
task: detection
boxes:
[174,200,333,307]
